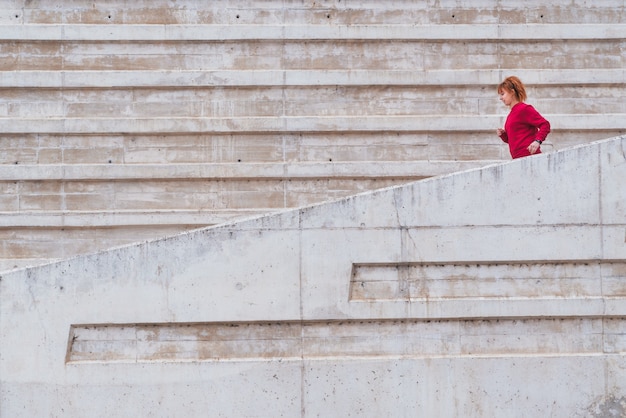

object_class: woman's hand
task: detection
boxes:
[497,128,505,137]
[527,140,541,154]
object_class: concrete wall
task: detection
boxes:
[1,1,626,269]
[1,135,624,417]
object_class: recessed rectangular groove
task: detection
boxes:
[66,317,626,364]
[349,260,626,301]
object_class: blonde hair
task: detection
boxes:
[498,76,527,102]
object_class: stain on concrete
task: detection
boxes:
[586,395,626,417]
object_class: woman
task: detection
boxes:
[496,76,551,159]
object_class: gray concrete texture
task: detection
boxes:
[1,133,625,417]
[1,1,625,269]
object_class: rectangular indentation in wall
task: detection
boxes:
[66,322,301,364]
[66,317,624,364]
[349,260,626,301]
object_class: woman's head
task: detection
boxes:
[498,76,527,103]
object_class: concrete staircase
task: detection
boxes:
[1,1,625,270]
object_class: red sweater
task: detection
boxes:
[499,103,551,159]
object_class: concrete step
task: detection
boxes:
[0,209,270,228]
[0,173,421,213]
[0,224,200,271]
[0,161,498,180]
[3,68,625,88]
[2,23,625,41]
[2,114,625,134]
[4,1,626,26]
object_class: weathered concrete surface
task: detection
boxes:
[1,0,626,268]
[1,135,624,417]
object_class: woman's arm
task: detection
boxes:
[497,128,508,143]
[525,105,551,142]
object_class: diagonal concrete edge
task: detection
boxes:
[1,135,625,415]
